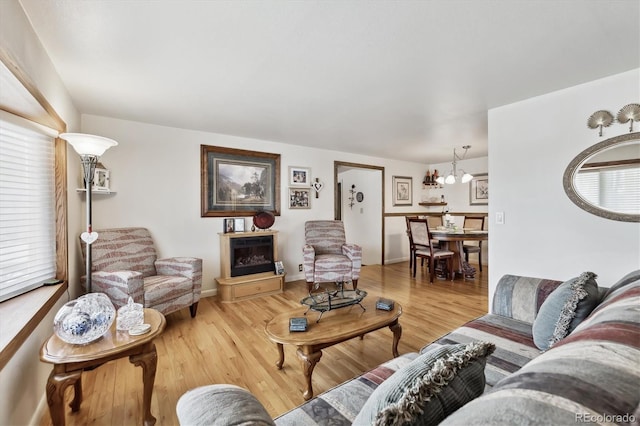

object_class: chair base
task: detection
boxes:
[307,279,358,294]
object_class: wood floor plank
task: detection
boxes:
[38,261,488,425]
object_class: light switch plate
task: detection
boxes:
[496,211,505,225]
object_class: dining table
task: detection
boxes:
[430,228,488,279]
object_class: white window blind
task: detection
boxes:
[575,165,640,214]
[0,117,56,302]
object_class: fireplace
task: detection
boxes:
[229,235,274,277]
[217,230,283,302]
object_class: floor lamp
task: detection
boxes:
[60,133,118,293]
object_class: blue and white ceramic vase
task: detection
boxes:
[53,293,116,345]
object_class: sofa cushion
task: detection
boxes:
[600,269,640,301]
[176,384,275,425]
[422,314,541,388]
[275,353,418,425]
[353,342,495,426]
[532,272,599,350]
[439,280,640,426]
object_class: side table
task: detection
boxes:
[40,308,166,426]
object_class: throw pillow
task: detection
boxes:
[352,341,495,426]
[532,271,599,351]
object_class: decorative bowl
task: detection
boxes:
[53,293,115,345]
[253,211,275,229]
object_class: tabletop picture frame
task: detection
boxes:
[469,173,489,205]
[223,218,235,233]
[92,167,110,191]
[392,176,413,206]
[201,145,280,217]
[289,166,311,186]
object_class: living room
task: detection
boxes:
[1,1,639,425]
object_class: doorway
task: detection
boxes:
[334,161,385,265]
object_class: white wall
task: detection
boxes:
[0,2,81,425]
[81,114,428,295]
[488,68,640,305]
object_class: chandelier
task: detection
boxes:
[435,145,474,185]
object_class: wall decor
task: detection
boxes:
[469,173,489,205]
[234,218,245,232]
[223,218,235,233]
[312,178,324,198]
[289,166,311,186]
[201,145,280,217]
[289,187,311,209]
[392,176,412,206]
[348,184,356,209]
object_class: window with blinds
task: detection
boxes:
[575,164,640,214]
[0,117,57,302]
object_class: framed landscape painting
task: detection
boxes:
[201,145,281,217]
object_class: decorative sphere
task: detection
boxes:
[54,293,115,345]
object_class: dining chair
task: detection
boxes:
[463,216,485,271]
[426,215,443,249]
[405,216,424,270]
[407,218,454,283]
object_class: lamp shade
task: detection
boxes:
[461,172,474,183]
[60,133,118,156]
[444,174,456,184]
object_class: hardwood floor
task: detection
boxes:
[38,261,488,425]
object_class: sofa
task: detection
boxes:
[176,270,640,425]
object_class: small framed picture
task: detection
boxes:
[274,260,285,275]
[223,218,235,233]
[289,188,311,209]
[392,176,413,206]
[289,166,311,186]
[93,167,110,191]
[234,218,245,232]
[469,173,489,205]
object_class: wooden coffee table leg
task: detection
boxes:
[389,321,402,357]
[46,367,82,426]
[130,343,158,426]
[296,347,322,401]
[275,343,285,369]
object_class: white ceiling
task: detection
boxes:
[18,0,640,163]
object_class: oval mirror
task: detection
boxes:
[563,132,640,222]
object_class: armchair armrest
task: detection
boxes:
[155,257,203,302]
[492,274,563,323]
[342,243,362,278]
[302,244,316,282]
[176,384,275,426]
[89,270,144,309]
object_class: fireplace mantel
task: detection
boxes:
[216,230,284,302]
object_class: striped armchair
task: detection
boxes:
[80,227,202,317]
[302,220,362,293]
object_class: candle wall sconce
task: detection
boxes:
[312,178,324,198]
[588,103,640,136]
[348,184,356,209]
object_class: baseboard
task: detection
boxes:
[31,392,48,425]
[201,288,217,298]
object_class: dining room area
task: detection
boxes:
[404,213,489,282]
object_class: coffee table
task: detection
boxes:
[264,297,402,400]
[40,308,166,426]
